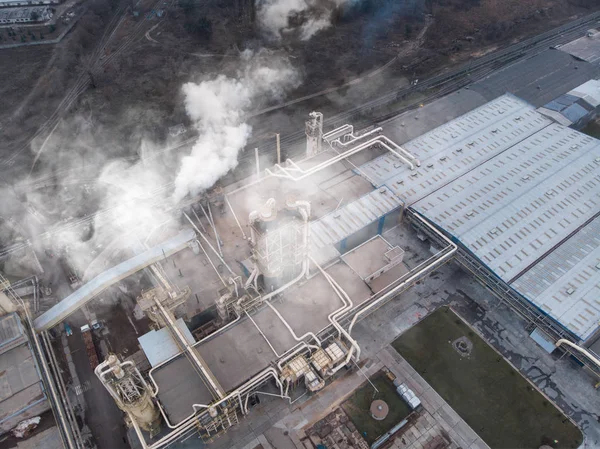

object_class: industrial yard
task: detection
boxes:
[2,1,600,449]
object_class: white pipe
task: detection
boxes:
[266,135,418,182]
[183,212,236,277]
[323,124,353,141]
[207,202,223,257]
[265,301,321,348]
[347,214,457,339]
[191,207,208,234]
[246,311,282,357]
[225,195,247,240]
[556,339,600,368]
[310,259,360,366]
[154,298,224,398]
[333,127,382,147]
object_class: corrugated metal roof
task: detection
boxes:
[310,186,402,248]
[562,103,589,123]
[0,313,23,350]
[570,80,600,107]
[512,215,600,340]
[414,124,600,281]
[138,318,195,367]
[356,94,551,206]
[405,100,600,341]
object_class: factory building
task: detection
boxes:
[355,90,600,354]
[537,79,600,128]
[0,313,50,434]
[27,80,600,447]
[0,6,52,23]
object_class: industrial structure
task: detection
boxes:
[4,73,600,448]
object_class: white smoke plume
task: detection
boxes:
[257,0,352,41]
[173,50,301,201]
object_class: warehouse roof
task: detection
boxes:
[512,215,600,340]
[400,94,600,340]
[357,94,551,206]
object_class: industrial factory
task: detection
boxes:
[3,76,600,448]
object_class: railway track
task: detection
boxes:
[1,0,174,169]
[1,11,599,258]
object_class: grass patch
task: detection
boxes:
[392,307,582,449]
[341,371,412,445]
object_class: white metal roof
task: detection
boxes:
[402,96,600,340]
[310,186,402,248]
[357,94,552,205]
[512,215,600,340]
[568,79,600,108]
[138,318,195,367]
[414,124,600,281]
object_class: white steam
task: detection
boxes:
[257,0,352,41]
[173,50,301,201]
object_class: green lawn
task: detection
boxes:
[392,307,582,449]
[341,371,412,445]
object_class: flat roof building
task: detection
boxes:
[0,313,50,435]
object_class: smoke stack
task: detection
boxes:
[305,112,323,157]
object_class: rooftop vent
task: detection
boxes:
[595,262,600,270]
[490,228,499,235]
[410,172,419,177]
[566,287,576,296]
[515,116,523,121]
[521,175,531,182]
[396,179,404,185]
[333,211,341,219]
[570,145,579,150]
[427,163,434,169]
[393,163,402,169]
[498,110,505,114]
[439,156,447,162]
[379,187,387,194]
[595,157,600,163]
[491,129,499,134]
[456,148,463,153]
[466,211,475,217]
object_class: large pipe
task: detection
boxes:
[34,228,197,331]
[556,339,600,368]
[348,214,457,337]
[266,135,418,183]
[265,301,321,348]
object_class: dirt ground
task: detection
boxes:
[1,0,599,177]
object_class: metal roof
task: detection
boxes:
[402,97,600,340]
[413,124,600,281]
[0,313,23,350]
[512,215,600,340]
[310,186,402,248]
[569,79,600,108]
[357,94,552,206]
[138,318,195,367]
[559,32,600,64]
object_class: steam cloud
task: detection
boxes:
[257,0,354,41]
[173,50,301,201]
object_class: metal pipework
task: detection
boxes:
[266,135,419,183]
[347,213,457,337]
[556,339,600,368]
